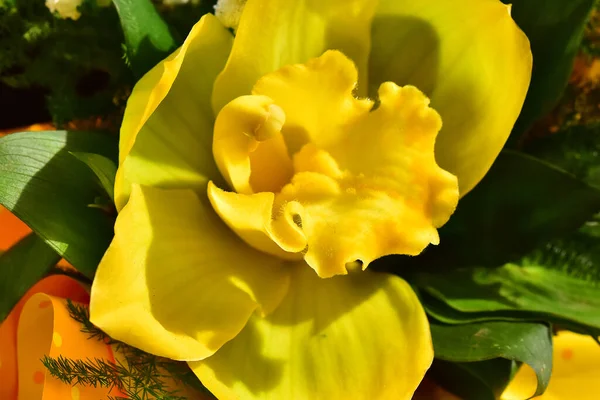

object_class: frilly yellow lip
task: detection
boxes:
[209,50,459,278]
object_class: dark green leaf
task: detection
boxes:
[419,151,600,268]
[420,289,600,337]
[419,265,600,328]
[71,152,117,202]
[431,321,552,398]
[524,124,600,188]
[504,0,596,140]
[112,0,178,77]
[429,358,518,400]
[0,131,118,278]
[0,233,60,321]
[416,231,600,333]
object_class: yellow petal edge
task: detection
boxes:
[115,14,233,211]
[191,265,433,400]
[371,0,532,195]
[212,0,378,112]
[90,185,290,361]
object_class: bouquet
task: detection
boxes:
[1,0,600,399]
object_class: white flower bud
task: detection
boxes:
[214,0,247,31]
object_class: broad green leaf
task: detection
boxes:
[71,152,117,202]
[431,320,552,398]
[0,233,60,321]
[420,289,600,338]
[417,151,600,269]
[416,231,600,334]
[504,0,596,140]
[419,294,600,344]
[0,131,118,278]
[112,0,177,77]
[420,265,600,328]
[429,358,518,400]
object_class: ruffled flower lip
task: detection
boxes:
[209,50,459,278]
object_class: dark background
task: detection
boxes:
[0,83,50,130]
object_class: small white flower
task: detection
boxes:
[45,0,82,20]
[214,0,247,30]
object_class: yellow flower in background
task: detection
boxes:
[502,332,600,400]
[413,332,600,400]
[89,0,532,399]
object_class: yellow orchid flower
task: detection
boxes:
[502,332,600,400]
[89,0,532,398]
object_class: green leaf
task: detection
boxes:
[419,267,600,333]
[70,152,117,202]
[420,289,600,338]
[112,0,178,77]
[431,320,552,398]
[429,358,518,400]
[0,233,60,322]
[504,0,596,140]
[420,266,600,328]
[419,151,600,269]
[416,230,600,334]
[524,124,600,188]
[0,131,118,278]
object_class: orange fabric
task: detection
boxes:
[0,275,212,399]
[0,276,94,399]
[0,207,31,252]
[17,293,121,399]
[0,206,75,270]
[0,123,54,137]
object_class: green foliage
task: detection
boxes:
[430,321,552,398]
[581,2,600,57]
[112,0,177,78]
[0,233,60,321]
[525,123,600,188]
[157,2,219,39]
[504,0,597,140]
[0,0,218,125]
[0,130,117,278]
[415,232,600,335]
[43,300,214,400]
[0,0,132,125]
[413,218,600,397]
[71,152,117,201]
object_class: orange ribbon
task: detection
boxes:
[0,274,122,399]
[0,208,213,399]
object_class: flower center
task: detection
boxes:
[208,50,459,278]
